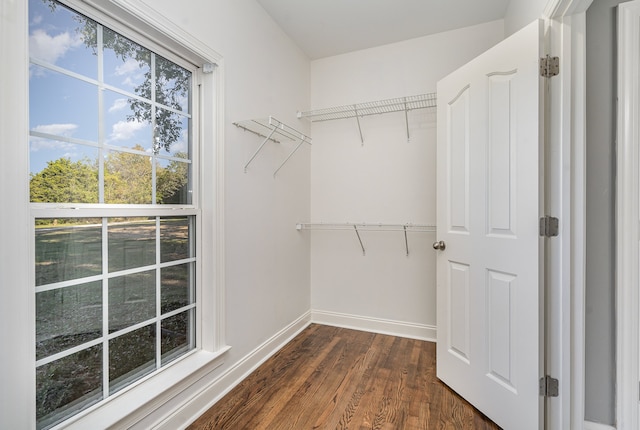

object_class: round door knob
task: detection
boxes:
[432,240,446,250]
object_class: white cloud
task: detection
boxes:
[108,98,128,113]
[29,29,83,65]
[33,123,78,137]
[115,58,141,76]
[30,137,74,153]
[109,120,147,142]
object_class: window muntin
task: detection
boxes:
[29,0,193,206]
[29,1,200,428]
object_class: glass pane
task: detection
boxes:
[36,281,102,361]
[161,310,194,366]
[108,270,155,333]
[104,89,152,151]
[102,26,151,93]
[161,263,193,314]
[35,219,102,286]
[104,150,152,204]
[154,109,190,157]
[160,217,192,262]
[29,139,98,203]
[156,158,190,204]
[29,0,98,79]
[109,324,156,395]
[29,65,98,142]
[155,54,191,113]
[108,217,156,272]
[36,345,102,430]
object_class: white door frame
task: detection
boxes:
[542,0,593,429]
[617,3,640,429]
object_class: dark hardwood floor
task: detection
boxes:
[188,324,501,430]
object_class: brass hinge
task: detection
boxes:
[540,375,559,397]
[540,55,559,78]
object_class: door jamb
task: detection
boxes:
[617,3,640,429]
[543,0,593,429]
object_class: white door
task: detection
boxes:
[435,20,544,430]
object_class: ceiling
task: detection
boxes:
[256,0,511,59]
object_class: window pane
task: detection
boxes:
[161,263,193,314]
[104,150,152,204]
[109,324,156,395]
[35,219,102,286]
[161,310,194,366]
[157,158,190,204]
[36,345,102,430]
[155,54,191,113]
[154,109,190,158]
[29,65,98,142]
[36,281,102,360]
[108,218,156,272]
[103,27,151,93]
[29,0,98,79]
[104,89,152,151]
[160,217,192,262]
[108,270,155,333]
[29,140,98,204]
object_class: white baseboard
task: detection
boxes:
[311,309,437,342]
[584,421,616,430]
[150,311,312,430]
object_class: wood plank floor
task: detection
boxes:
[188,324,501,430]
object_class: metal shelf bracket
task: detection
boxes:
[234,116,312,177]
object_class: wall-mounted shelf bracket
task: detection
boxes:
[297,93,436,144]
[234,116,312,177]
[296,222,436,257]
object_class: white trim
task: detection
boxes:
[311,309,437,342]
[583,420,617,430]
[617,3,640,430]
[545,1,593,429]
[62,348,229,429]
[152,311,312,430]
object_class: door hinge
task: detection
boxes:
[540,55,559,78]
[539,216,559,237]
[540,375,559,397]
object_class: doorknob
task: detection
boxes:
[432,240,446,250]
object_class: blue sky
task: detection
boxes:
[28,0,189,175]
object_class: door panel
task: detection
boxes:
[436,20,543,430]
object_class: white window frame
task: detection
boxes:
[1,1,227,428]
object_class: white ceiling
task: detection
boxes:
[256,0,510,59]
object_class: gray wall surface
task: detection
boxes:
[585,0,628,425]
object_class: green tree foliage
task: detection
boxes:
[104,146,152,204]
[30,157,98,203]
[54,0,191,154]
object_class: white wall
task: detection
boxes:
[308,21,505,337]
[138,0,312,371]
[505,0,550,35]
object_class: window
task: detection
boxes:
[28,1,214,428]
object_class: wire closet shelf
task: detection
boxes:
[297,93,436,144]
[297,93,437,122]
[233,116,312,177]
[296,222,436,257]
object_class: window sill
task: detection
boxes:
[60,346,231,430]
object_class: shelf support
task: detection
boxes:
[404,99,411,142]
[353,105,364,145]
[273,136,307,177]
[353,225,365,256]
[404,225,409,256]
[244,125,278,173]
